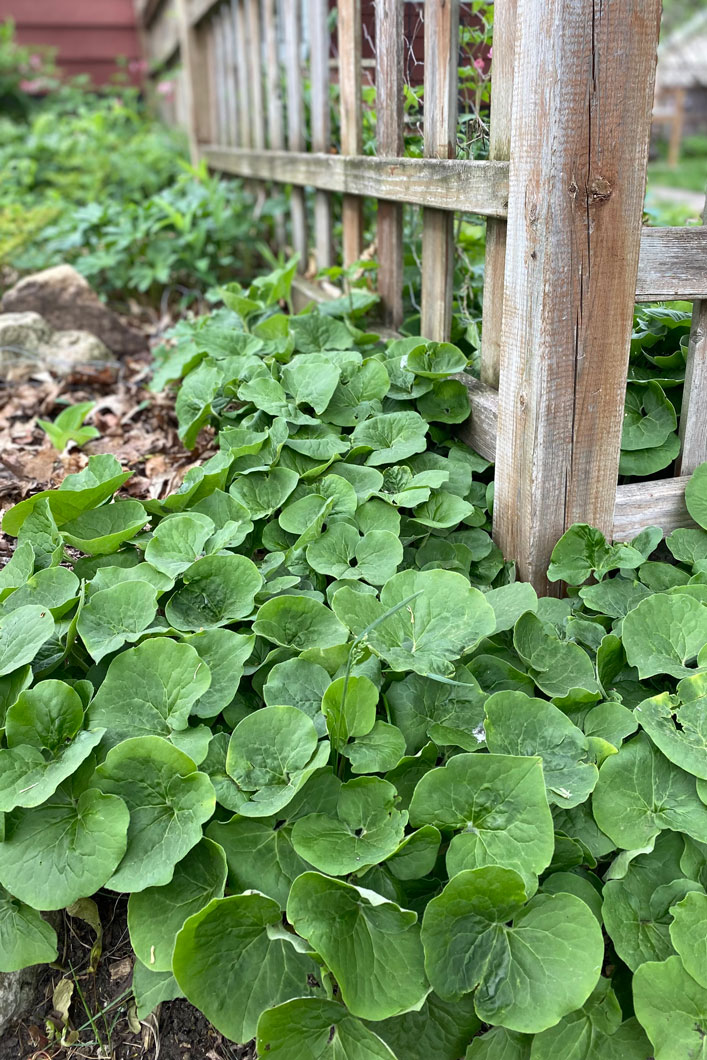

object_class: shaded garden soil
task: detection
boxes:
[0,894,255,1060]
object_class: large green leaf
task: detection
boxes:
[420,866,603,1032]
[635,680,707,779]
[225,705,330,817]
[254,595,348,651]
[6,679,84,750]
[409,752,554,890]
[322,674,378,749]
[94,735,215,891]
[291,777,406,875]
[60,500,147,555]
[371,992,481,1060]
[484,692,598,808]
[165,553,261,630]
[633,955,707,1060]
[622,382,677,451]
[0,889,58,972]
[670,891,707,989]
[0,784,129,909]
[547,525,645,585]
[332,569,495,676]
[0,606,55,676]
[127,837,227,971]
[306,524,403,586]
[185,629,254,718]
[256,998,398,1060]
[87,637,211,747]
[2,565,79,617]
[513,613,599,699]
[592,734,707,849]
[685,462,707,530]
[229,466,299,519]
[144,512,215,576]
[622,593,707,679]
[352,411,428,466]
[287,872,428,1021]
[77,580,158,662]
[173,892,321,1043]
[386,666,487,753]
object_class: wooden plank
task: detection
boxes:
[492,0,662,594]
[233,0,251,148]
[212,9,228,147]
[283,0,308,270]
[187,0,220,25]
[635,226,707,301]
[245,0,265,151]
[144,0,179,67]
[480,0,516,386]
[138,0,167,25]
[262,0,285,248]
[677,197,707,476]
[202,147,509,214]
[613,477,696,539]
[375,0,404,328]
[222,0,238,146]
[176,0,212,160]
[456,374,499,464]
[420,0,460,341]
[339,0,364,266]
[310,0,333,270]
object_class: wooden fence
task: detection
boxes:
[136,0,707,594]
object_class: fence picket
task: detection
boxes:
[493,0,662,592]
[420,0,459,341]
[232,0,251,148]
[677,198,707,476]
[375,0,404,328]
[245,0,265,151]
[338,0,364,266]
[283,0,308,270]
[310,0,334,270]
[480,0,516,386]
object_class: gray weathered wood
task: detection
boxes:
[233,0,251,148]
[283,0,308,269]
[176,0,212,160]
[676,196,707,476]
[262,0,285,247]
[310,0,333,270]
[143,0,179,67]
[339,0,364,265]
[613,477,696,539]
[213,9,228,146]
[222,0,238,146]
[635,225,707,301]
[202,147,509,214]
[421,0,460,341]
[187,0,220,25]
[493,0,662,594]
[245,0,265,151]
[480,0,516,386]
[375,0,404,328]
[456,374,498,464]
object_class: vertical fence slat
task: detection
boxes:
[283,0,308,269]
[176,0,212,162]
[480,0,516,386]
[420,0,459,341]
[375,0,404,328]
[677,197,707,476]
[223,1,239,146]
[493,0,662,593]
[214,11,228,145]
[233,0,252,148]
[311,0,333,270]
[263,0,286,248]
[246,0,266,150]
[339,0,364,266]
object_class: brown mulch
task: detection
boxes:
[0,894,255,1060]
[0,334,217,558]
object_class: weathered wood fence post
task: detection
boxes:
[493,0,663,593]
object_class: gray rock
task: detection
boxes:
[1,264,145,356]
[0,966,41,1036]
[0,311,116,381]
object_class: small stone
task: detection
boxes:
[0,967,41,1036]
[1,264,144,356]
[0,311,116,382]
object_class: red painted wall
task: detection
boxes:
[0,0,144,86]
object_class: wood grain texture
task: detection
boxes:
[212,10,228,146]
[187,0,219,25]
[420,0,460,342]
[245,0,265,150]
[676,197,707,476]
[142,0,179,66]
[613,478,696,539]
[456,373,499,464]
[176,0,211,159]
[338,0,364,265]
[222,0,238,146]
[493,0,662,594]
[310,0,333,270]
[262,0,285,246]
[202,147,510,213]
[375,0,404,328]
[233,0,251,148]
[635,226,707,301]
[480,0,516,386]
[283,0,308,269]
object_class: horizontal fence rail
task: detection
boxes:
[137,0,707,592]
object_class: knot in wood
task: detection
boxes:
[589,176,613,203]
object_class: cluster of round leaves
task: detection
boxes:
[2,272,707,1060]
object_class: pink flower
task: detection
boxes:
[474,57,485,71]
[156,80,175,97]
[128,57,149,75]
[488,46,493,58]
[19,79,43,93]
[29,54,42,69]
